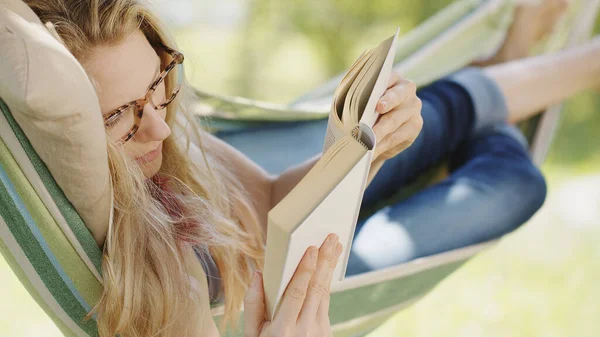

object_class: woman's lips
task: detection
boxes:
[135,143,162,163]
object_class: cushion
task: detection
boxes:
[0,0,112,246]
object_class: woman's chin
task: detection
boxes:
[141,155,163,178]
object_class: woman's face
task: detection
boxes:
[85,30,172,178]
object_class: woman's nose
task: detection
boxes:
[134,104,172,142]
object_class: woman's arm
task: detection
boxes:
[195,72,421,231]
[198,131,321,230]
[271,154,320,208]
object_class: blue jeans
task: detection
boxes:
[215,68,547,276]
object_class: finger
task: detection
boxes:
[244,271,266,337]
[275,246,318,323]
[375,113,423,159]
[379,113,423,159]
[372,106,413,141]
[375,134,410,160]
[297,234,339,327]
[376,72,402,113]
[387,71,402,89]
[376,79,416,114]
[316,242,343,320]
[373,95,421,142]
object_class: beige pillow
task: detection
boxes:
[0,0,112,247]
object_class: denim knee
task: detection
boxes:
[496,123,547,213]
[347,124,548,273]
[473,124,548,230]
[513,158,547,221]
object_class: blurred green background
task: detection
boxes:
[1,0,599,336]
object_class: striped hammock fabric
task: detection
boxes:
[0,96,491,337]
[0,99,103,337]
[0,0,597,336]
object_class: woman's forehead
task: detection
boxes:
[85,31,161,114]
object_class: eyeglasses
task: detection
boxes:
[103,43,184,144]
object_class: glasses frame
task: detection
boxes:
[103,43,184,144]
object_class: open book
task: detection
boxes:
[263,28,400,319]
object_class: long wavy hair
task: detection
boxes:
[25,1,265,336]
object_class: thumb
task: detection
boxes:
[244,271,266,337]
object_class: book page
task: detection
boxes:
[344,51,379,126]
[323,50,373,153]
[324,28,399,154]
[358,28,400,129]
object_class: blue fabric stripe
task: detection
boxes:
[0,165,92,313]
[0,99,103,274]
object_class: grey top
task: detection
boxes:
[193,245,223,303]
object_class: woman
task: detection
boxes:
[24,0,600,336]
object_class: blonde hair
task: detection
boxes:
[25,1,264,336]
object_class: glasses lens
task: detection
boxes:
[106,104,137,141]
[151,62,183,109]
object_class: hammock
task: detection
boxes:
[0,0,597,336]
[193,0,517,130]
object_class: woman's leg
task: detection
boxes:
[217,67,507,189]
[347,66,546,275]
[214,1,587,175]
[346,123,547,276]
[486,35,600,123]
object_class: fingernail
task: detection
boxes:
[327,236,338,254]
[336,244,343,257]
[328,234,338,244]
[309,246,318,259]
[379,101,387,112]
[251,270,261,287]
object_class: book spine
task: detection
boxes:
[351,125,369,150]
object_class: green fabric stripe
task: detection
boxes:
[212,261,466,336]
[0,151,91,313]
[329,261,465,325]
[0,99,103,273]
[0,137,102,308]
[0,238,79,337]
[0,146,99,335]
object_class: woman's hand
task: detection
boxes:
[244,234,343,337]
[372,71,423,161]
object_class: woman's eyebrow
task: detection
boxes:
[149,61,161,88]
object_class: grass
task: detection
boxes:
[367,173,600,337]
